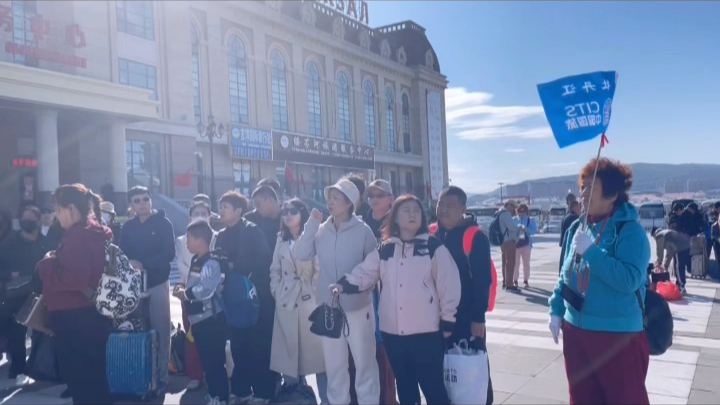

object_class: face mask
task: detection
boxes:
[41,225,49,236]
[20,219,38,233]
[102,213,111,224]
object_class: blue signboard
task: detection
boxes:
[229,125,272,160]
[537,71,617,149]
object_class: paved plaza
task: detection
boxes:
[1,233,719,404]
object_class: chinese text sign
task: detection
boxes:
[537,71,617,149]
[230,125,272,161]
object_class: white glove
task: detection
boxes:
[572,229,593,255]
[549,315,562,344]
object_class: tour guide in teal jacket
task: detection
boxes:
[549,202,650,332]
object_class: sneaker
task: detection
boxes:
[206,395,227,405]
[187,379,201,391]
[233,394,254,404]
[523,280,529,288]
[14,374,29,386]
[681,286,687,294]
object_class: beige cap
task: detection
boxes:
[365,179,393,197]
[99,201,115,215]
[324,179,361,208]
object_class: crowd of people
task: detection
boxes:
[0,157,667,405]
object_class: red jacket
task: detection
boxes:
[38,219,112,312]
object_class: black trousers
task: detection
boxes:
[49,306,113,405]
[382,331,449,405]
[229,294,278,400]
[0,308,27,376]
[193,314,229,402]
[676,251,690,286]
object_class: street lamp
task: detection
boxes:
[197,114,226,211]
[498,182,505,203]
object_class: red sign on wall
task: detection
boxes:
[12,158,38,168]
[0,7,87,68]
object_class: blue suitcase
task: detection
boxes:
[106,330,158,400]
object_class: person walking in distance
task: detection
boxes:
[294,178,380,405]
[434,186,494,404]
[513,203,537,288]
[497,201,523,291]
[214,191,275,404]
[119,186,176,391]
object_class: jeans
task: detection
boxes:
[193,314,229,402]
[382,332,449,405]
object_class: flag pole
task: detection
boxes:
[575,134,607,264]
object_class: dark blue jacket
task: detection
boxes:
[119,209,176,288]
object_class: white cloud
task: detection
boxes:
[504,148,525,153]
[445,87,552,141]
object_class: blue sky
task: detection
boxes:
[369,1,720,193]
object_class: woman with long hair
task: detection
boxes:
[330,194,461,404]
[269,198,327,402]
[294,177,379,405]
[548,158,651,404]
[37,184,114,405]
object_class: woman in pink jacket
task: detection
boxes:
[331,194,462,405]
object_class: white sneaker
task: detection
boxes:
[15,374,29,386]
[233,394,254,405]
[187,379,201,391]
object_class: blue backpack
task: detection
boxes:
[217,253,260,329]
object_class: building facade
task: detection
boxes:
[0,0,448,218]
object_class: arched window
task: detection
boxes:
[191,25,201,124]
[306,62,322,137]
[270,49,289,131]
[337,72,351,141]
[363,80,376,146]
[385,87,395,152]
[402,93,411,153]
[228,35,249,124]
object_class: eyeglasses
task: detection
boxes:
[280,207,300,216]
[131,196,150,204]
[368,193,389,200]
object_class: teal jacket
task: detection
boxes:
[548,202,650,333]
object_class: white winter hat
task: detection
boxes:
[324,179,360,208]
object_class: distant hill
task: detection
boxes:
[467,163,720,205]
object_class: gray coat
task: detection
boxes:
[498,208,520,242]
[655,229,691,270]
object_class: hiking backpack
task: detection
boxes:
[85,241,143,319]
[487,212,505,247]
[429,223,498,312]
[220,251,261,329]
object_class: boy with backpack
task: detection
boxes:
[173,220,228,405]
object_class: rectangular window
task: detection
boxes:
[119,58,157,100]
[116,0,154,40]
[233,161,251,196]
[405,172,413,194]
[11,0,38,67]
[126,139,161,194]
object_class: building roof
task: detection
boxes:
[276,1,441,74]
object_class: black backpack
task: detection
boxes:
[488,212,505,246]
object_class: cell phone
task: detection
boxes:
[561,283,584,312]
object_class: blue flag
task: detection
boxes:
[537,71,617,149]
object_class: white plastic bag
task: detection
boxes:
[444,339,489,405]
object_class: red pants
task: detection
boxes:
[563,322,649,405]
[349,341,398,405]
[181,303,205,381]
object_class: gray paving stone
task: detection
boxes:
[489,372,532,395]
[514,376,570,403]
[688,389,720,405]
[691,365,720,393]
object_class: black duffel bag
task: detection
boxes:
[635,288,673,356]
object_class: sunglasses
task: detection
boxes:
[132,196,150,204]
[368,193,389,200]
[280,207,300,216]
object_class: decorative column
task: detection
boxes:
[34,109,59,208]
[109,121,129,215]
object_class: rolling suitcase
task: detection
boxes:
[691,254,706,279]
[106,330,159,401]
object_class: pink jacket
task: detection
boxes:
[339,234,461,336]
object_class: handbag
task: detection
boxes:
[308,296,349,339]
[15,293,53,335]
[5,275,34,300]
[516,218,530,248]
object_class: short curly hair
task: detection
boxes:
[578,158,633,207]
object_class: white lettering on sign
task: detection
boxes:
[561,84,576,96]
[319,0,369,25]
[564,101,600,118]
[602,79,611,90]
[582,81,596,93]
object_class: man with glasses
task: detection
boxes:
[362,179,394,241]
[119,186,176,392]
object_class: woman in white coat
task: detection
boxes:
[270,198,328,403]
